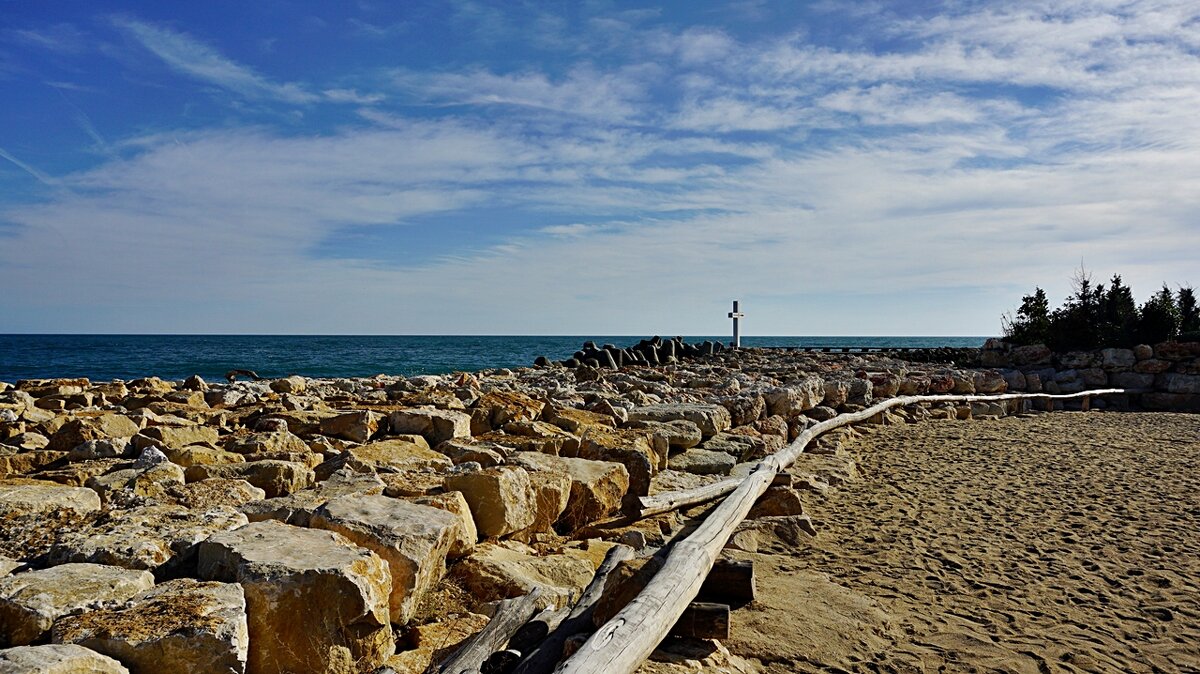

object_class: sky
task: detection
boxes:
[0,0,1197,336]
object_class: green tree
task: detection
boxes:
[1137,285,1180,344]
[1100,274,1138,346]
[1048,267,1102,350]
[1003,287,1052,345]
[1178,286,1199,338]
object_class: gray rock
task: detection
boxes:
[667,449,736,476]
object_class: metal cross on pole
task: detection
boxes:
[728,300,745,348]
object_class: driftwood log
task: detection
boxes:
[437,587,546,674]
[511,544,635,674]
[554,389,1122,674]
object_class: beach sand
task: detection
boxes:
[725,411,1200,674]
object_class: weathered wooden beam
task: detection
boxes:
[507,606,570,655]
[553,388,1122,674]
[438,587,546,674]
[511,544,635,674]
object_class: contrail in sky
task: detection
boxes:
[0,146,58,185]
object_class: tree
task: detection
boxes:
[1137,285,1180,344]
[1003,287,1051,345]
[1047,266,1102,350]
[1178,286,1199,338]
[1100,274,1138,346]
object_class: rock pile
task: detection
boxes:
[981,339,1200,411]
[0,342,1147,673]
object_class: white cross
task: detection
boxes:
[728,300,745,348]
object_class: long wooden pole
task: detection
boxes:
[553,388,1122,674]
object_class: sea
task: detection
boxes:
[0,335,989,383]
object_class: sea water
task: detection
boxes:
[0,334,988,382]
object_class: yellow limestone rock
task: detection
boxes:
[0,563,155,646]
[198,520,394,674]
[52,578,249,674]
[444,466,537,538]
[310,495,459,625]
[0,644,129,674]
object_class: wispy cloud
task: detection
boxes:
[0,147,57,186]
[112,17,319,104]
[7,24,88,55]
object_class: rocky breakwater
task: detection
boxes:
[0,345,1032,673]
[980,339,1200,411]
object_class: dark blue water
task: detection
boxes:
[0,335,988,382]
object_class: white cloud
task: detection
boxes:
[113,17,319,104]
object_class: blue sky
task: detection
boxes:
[1,0,1197,335]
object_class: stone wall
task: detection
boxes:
[980,339,1200,411]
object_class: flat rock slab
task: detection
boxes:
[310,494,460,625]
[52,578,249,674]
[0,563,154,646]
[48,505,247,573]
[0,483,100,519]
[240,470,385,526]
[316,439,451,480]
[667,448,737,476]
[628,404,731,437]
[0,644,130,674]
[198,520,394,674]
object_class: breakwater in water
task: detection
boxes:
[0,335,988,382]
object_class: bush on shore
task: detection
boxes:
[1003,269,1200,351]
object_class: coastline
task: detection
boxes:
[0,344,1196,673]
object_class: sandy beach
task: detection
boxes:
[727,411,1200,673]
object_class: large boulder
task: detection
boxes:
[184,461,314,498]
[46,415,141,453]
[388,409,470,445]
[452,542,595,605]
[0,563,154,646]
[310,495,460,625]
[408,491,477,558]
[198,520,394,674]
[48,505,247,574]
[972,370,1008,394]
[764,378,826,417]
[0,644,130,674]
[319,411,383,443]
[544,406,617,434]
[139,425,220,450]
[86,461,187,506]
[1163,373,1200,394]
[627,404,731,437]
[667,449,736,476]
[51,579,248,674]
[315,439,451,480]
[509,453,629,530]
[444,467,536,538]
[226,431,309,456]
[0,483,100,519]
[240,470,386,527]
[565,427,657,497]
[470,392,544,434]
